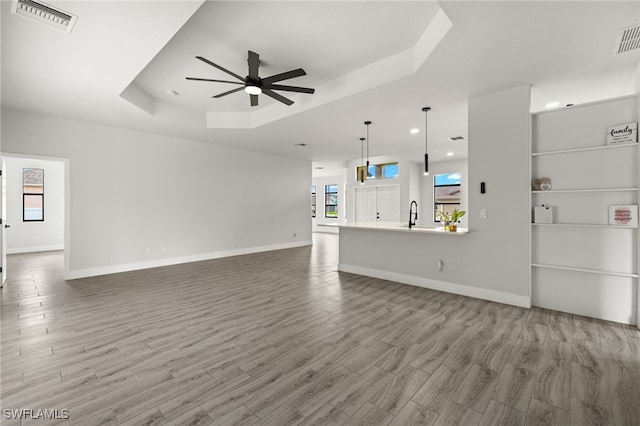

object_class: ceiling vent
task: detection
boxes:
[613,24,640,55]
[11,0,78,33]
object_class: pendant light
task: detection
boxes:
[364,121,372,178]
[359,137,366,184]
[422,107,430,176]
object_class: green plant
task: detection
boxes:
[440,209,466,223]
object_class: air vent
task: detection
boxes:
[11,0,78,33]
[613,24,640,55]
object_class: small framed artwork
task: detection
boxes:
[606,122,637,145]
[609,205,638,226]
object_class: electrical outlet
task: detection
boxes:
[293,232,297,237]
[437,260,444,272]
[480,209,488,219]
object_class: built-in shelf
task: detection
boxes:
[531,263,639,278]
[532,188,638,194]
[531,95,639,325]
[532,143,638,157]
[531,223,637,229]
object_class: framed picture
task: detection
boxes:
[609,205,638,226]
[606,122,637,145]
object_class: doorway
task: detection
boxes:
[0,154,69,287]
[354,185,400,223]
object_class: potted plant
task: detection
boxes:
[440,209,466,232]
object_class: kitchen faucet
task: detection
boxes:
[409,200,418,229]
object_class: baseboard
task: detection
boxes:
[313,228,339,234]
[338,263,531,309]
[66,240,313,280]
[7,244,64,254]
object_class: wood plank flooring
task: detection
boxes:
[1,233,639,425]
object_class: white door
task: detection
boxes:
[1,158,6,288]
[377,186,400,222]
[355,187,376,223]
[355,186,400,223]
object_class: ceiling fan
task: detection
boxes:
[186,50,315,107]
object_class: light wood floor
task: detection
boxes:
[1,233,639,426]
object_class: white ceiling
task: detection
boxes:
[133,1,440,112]
[2,1,639,172]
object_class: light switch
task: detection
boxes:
[480,209,488,219]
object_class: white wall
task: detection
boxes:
[312,173,346,233]
[420,159,469,228]
[466,85,531,298]
[1,109,312,279]
[5,156,64,253]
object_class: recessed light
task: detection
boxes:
[166,90,179,96]
[410,128,420,134]
[545,101,560,109]
[448,136,464,141]
[314,166,324,170]
[446,152,454,157]
[294,143,308,147]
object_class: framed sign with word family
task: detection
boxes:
[606,122,637,145]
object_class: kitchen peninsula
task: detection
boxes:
[337,221,529,308]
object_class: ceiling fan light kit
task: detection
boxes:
[244,85,262,95]
[186,50,315,107]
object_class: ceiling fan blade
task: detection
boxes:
[186,77,244,85]
[262,68,307,85]
[250,94,259,107]
[266,84,315,94]
[213,87,245,98]
[248,51,260,81]
[196,56,245,82]
[263,88,294,106]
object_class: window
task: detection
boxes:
[434,172,461,222]
[355,162,399,182]
[23,168,44,221]
[311,185,316,218]
[325,184,338,218]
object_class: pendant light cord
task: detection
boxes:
[423,107,430,152]
[364,121,372,174]
[422,107,430,176]
[366,124,369,163]
[359,137,365,183]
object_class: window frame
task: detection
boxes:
[355,161,399,182]
[311,185,316,218]
[23,168,45,222]
[433,172,461,222]
[324,184,338,218]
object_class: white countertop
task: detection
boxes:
[338,221,469,235]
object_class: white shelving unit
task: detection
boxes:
[532,143,635,156]
[532,188,638,193]
[531,223,638,229]
[531,95,638,325]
